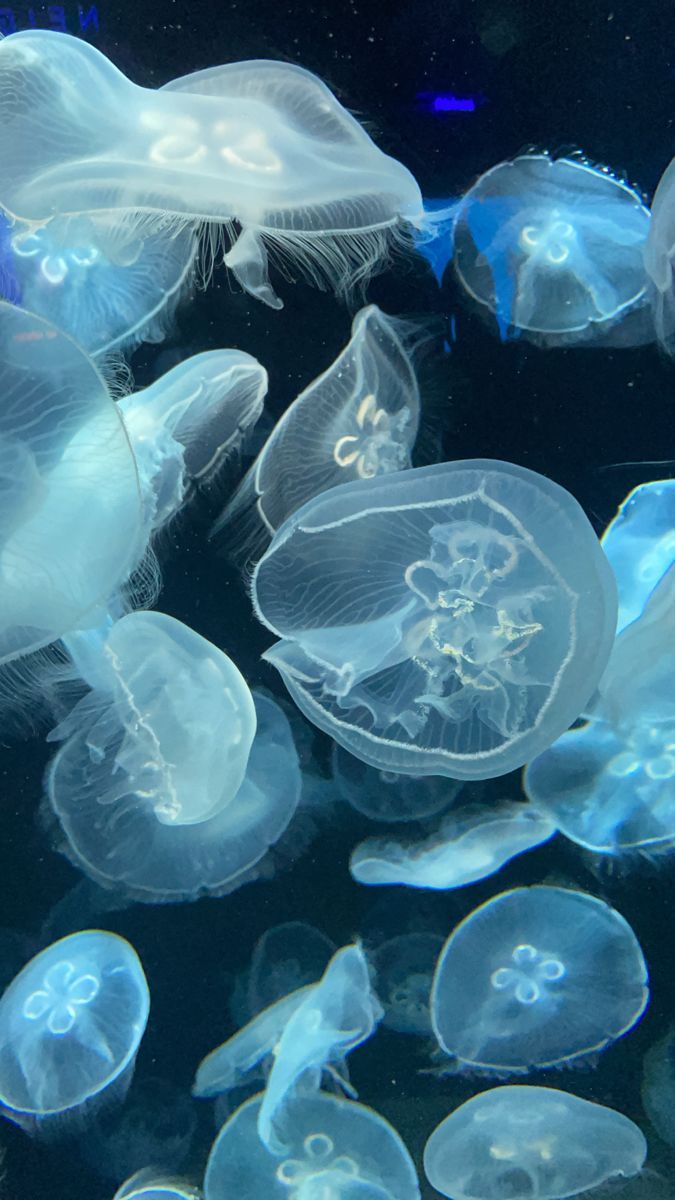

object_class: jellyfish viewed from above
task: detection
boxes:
[453,153,651,345]
[45,610,301,902]
[601,479,675,634]
[215,305,420,546]
[0,31,424,308]
[114,1169,202,1200]
[370,931,444,1035]
[252,459,618,780]
[332,744,462,824]
[424,1085,647,1200]
[430,885,648,1073]
[0,930,149,1136]
[350,803,555,889]
[204,1091,419,1200]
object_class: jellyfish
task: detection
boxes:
[424,1085,647,1200]
[332,744,461,823]
[601,480,675,634]
[114,1169,202,1200]
[642,1029,675,1149]
[0,31,424,309]
[82,1076,197,1181]
[45,610,301,902]
[0,929,149,1136]
[645,155,675,352]
[1,210,197,357]
[370,932,444,1035]
[252,459,618,781]
[215,306,420,547]
[247,922,337,1016]
[204,1092,419,1200]
[350,803,555,889]
[430,885,648,1073]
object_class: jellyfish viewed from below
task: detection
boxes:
[370,931,444,1035]
[0,31,424,308]
[204,1092,419,1200]
[45,610,301,902]
[215,306,420,546]
[430,885,648,1073]
[350,803,555,889]
[0,930,149,1136]
[601,479,675,634]
[252,459,618,781]
[114,1169,202,1200]
[332,744,461,823]
[453,153,651,346]
[424,1086,647,1200]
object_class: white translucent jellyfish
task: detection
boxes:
[257,943,383,1151]
[370,931,444,1035]
[0,31,424,309]
[215,306,420,546]
[645,155,675,351]
[82,1076,197,1181]
[3,210,197,357]
[453,153,651,345]
[114,1169,202,1200]
[204,1092,419,1200]
[332,744,462,823]
[601,479,675,633]
[350,803,555,888]
[247,922,336,1016]
[45,610,301,902]
[430,885,649,1073]
[252,459,618,781]
[424,1086,647,1200]
[0,301,142,665]
[0,930,149,1136]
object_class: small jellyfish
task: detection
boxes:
[370,932,444,1035]
[247,922,336,1016]
[82,1076,197,1181]
[452,153,651,345]
[252,459,617,781]
[204,1091,419,1200]
[215,306,420,548]
[350,803,555,889]
[332,744,461,824]
[601,480,675,633]
[424,1085,647,1200]
[430,885,648,1073]
[0,930,149,1136]
[114,1169,202,1200]
[45,610,301,902]
[645,155,675,352]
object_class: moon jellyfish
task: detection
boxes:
[204,1092,419,1200]
[430,885,648,1073]
[642,1029,675,1149]
[45,610,301,902]
[82,1076,197,1181]
[0,302,141,665]
[0,930,149,1136]
[424,1086,647,1200]
[252,459,617,781]
[257,943,383,1150]
[216,306,420,546]
[247,922,336,1016]
[601,479,675,633]
[645,156,675,352]
[0,31,424,309]
[350,803,555,888]
[332,745,461,823]
[2,211,197,357]
[114,1170,202,1200]
[370,932,443,1035]
[453,153,651,345]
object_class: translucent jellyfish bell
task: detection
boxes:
[0,32,423,309]
[0,930,149,1136]
[332,744,461,823]
[642,1028,675,1150]
[204,1092,419,1200]
[252,459,618,781]
[46,611,301,902]
[645,156,675,351]
[424,1086,647,1200]
[601,479,675,633]
[114,1169,202,1200]
[370,931,444,1035]
[430,885,648,1073]
[453,153,651,345]
[247,922,336,1015]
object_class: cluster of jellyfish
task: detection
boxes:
[0,19,674,1200]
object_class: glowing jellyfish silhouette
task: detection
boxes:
[332,744,461,823]
[601,479,675,633]
[430,886,648,1073]
[0,930,149,1135]
[247,922,336,1016]
[453,153,651,345]
[370,932,444,1035]
[215,306,420,547]
[204,1092,419,1200]
[350,803,555,888]
[424,1085,647,1200]
[252,459,617,781]
[114,1169,202,1200]
[645,155,675,352]
[45,610,301,902]
[0,31,424,308]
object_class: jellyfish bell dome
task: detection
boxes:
[423,1086,647,1200]
[370,931,444,1035]
[601,479,675,634]
[0,929,149,1136]
[332,743,460,824]
[453,153,651,346]
[114,1169,202,1200]
[430,885,648,1074]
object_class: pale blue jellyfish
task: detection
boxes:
[601,480,675,633]
[45,610,301,902]
[83,1076,197,1181]
[215,306,420,546]
[430,885,648,1073]
[2,211,197,357]
[0,930,149,1135]
[204,1092,419,1200]
[642,1029,675,1149]
[247,922,336,1016]
[370,931,444,1035]
[332,744,461,823]
[350,803,555,888]
[114,1170,202,1200]
[645,156,675,351]
[252,460,618,781]
[424,1086,647,1200]
[0,32,424,308]
[453,153,651,345]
